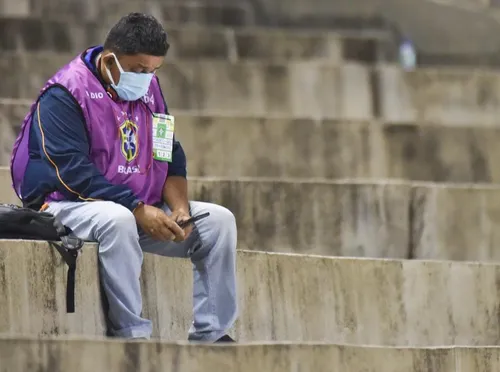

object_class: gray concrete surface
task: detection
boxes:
[154,115,500,182]
[4,0,500,64]
[0,0,500,54]
[240,0,500,60]
[3,241,500,345]
[0,55,375,120]
[0,336,464,372]
[0,18,390,63]
[3,168,500,261]
[429,0,490,8]
[378,65,500,125]
[4,104,500,182]
[0,167,14,203]
[187,178,500,261]
[5,55,500,124]
[5,0,500,66]
[4,335,500,371]
[0,0,254,26]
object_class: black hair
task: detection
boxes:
[103,13,169,56]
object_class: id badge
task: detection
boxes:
[152,114,174,162]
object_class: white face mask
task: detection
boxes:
[105,53,154,101]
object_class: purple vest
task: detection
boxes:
[11,51,169,206]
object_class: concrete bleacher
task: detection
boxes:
[5,54,500,124]
[4,240,500,346]
[3,0,500,371]
[4,105,500,183]
[5,0,500,65]
[3,167,500,260]
[1,1,256,26]
[5,336,500,372]
[0,18,391,63]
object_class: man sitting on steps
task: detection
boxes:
[10,13,238,342]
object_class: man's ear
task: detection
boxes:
[105,56,113,68]
[102,52,114,68]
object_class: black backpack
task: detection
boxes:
[0,203,84,313]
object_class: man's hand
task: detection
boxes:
[133,204,185,242]
[170,208,194,239]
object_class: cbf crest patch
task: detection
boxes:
[119,120,139,162]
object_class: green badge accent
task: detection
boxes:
[152,114,175,162]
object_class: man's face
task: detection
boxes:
[103,53,164,84]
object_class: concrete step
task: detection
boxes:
[4,0,500,67]
[424,0,490,9]
[227,0,500,65]
[7,0,500,67]
[3,55,500,124]
[3,336,496,372]
[0,17,392,63]
[3,241,500,346]
[3,104,500,183]
[2,168,500,261]
[0,54,375,121]
[1,0,254,27]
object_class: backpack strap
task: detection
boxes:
[50,216,84,313]
[49,242,80,313]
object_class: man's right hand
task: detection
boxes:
[133,204,185,242]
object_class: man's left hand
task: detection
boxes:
[170,209,193,239]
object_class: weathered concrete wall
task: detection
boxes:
[189,178,500,262]
[457,347,500,371]
[4,0,500,64]
[3,169,500,261]
[0,241,106,336]
[0,0,254,26]
[0,167,14,203]
[5,56,500,124]
[3,242,500,346]
[0,336,462,372]
[378,65,500,125]
[0,18,390,63]
[243,0,500,60]
[189,178,412,258]
[4,336,500,372]
[410,185,500,262]
[4,106,500,182]
[0,55,375,120]
[431,0,490,8]
[175,116,500,182]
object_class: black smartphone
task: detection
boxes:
[177,212,210,228]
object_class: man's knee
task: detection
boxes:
[95,202,138,239]
[202,204,237,244]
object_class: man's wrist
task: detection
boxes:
[163,175,189,215]
[170,204,190,215]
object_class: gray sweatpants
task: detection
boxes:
[45,200,238,341]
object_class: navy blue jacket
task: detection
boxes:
[22,47,186,211]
